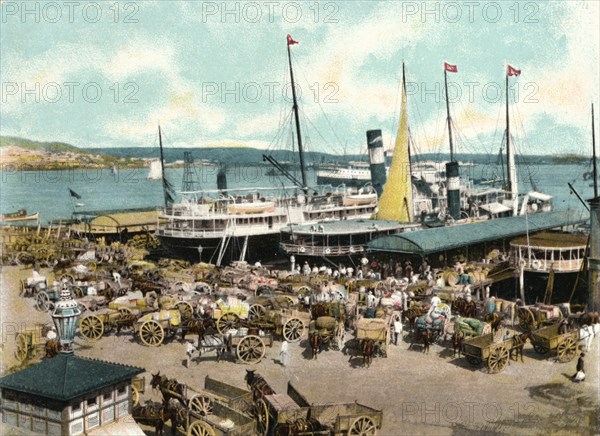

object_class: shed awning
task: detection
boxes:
[367,209,588,256]
[479,202,512,214]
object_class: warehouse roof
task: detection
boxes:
[367,209,588,256]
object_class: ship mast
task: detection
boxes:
[286,35,307,190]
[506,67,518,216]
[593,103,598,198]
[158,125,170,210]
[444,68,455,162]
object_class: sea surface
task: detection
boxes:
[0,163,593,224]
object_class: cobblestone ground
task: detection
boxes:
[1,266,598,435]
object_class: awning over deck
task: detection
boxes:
[367,209,588,256]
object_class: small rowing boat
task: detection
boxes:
[0,209,39,222]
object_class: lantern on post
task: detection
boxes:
[51,287,82,353]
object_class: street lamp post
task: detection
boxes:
[51,287,82,353]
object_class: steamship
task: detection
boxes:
[156,35,378,265]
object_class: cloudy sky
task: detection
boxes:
[1,0,598,157]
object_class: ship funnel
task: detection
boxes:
[367,129,387,196]
[217,166,228,191]
[446,161,460,220]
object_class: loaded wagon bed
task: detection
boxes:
[530,323,579,362]
[461,332,512,373]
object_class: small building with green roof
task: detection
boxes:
[0,354,144,435]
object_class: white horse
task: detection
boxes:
[579,324,600,352]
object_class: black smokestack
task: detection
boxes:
[367,129,387,196]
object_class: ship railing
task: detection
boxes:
[512,258,584,273]
[280,243,365,257]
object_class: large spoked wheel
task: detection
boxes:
[488,347,510,374]
[79,315,104,341]
[187,420,215,436]
[60,273,75,284]
[189,395,213,416]
[255,398,269,436]
[348,415,377,436]
[248,304,267,321]
[216,313,239,333]
[532,342,549,355]
[176,302,194,321]
[557,337,578,363]
[518,308,536,331]
[15,333,29,362]
[131,386,139,407]
[139,320,164,347]
[72,287,84,298]
[466,355,482,366]
[283,318,304,342]
[236,335,266,364]
[36,291,51,312]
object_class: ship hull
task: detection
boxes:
[157,233,283,264]
[316,175,370,188]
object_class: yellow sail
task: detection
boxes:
[376,69,413,222]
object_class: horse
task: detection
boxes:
[245,370,275,402]
[150,372,186,406]
[44,340,61,358]
[510,331,531,362]
[579,324,600,353]
[410,329,434,354]
[451,332,463,358]
[309,333,321,360]
[132,400,180,436]
[402,306,425,332]
[311,302,329,319]
[198,333,232,362]
[360,339,375,368]
[484,312,504,333]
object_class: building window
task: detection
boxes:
[72,402,81,412]
[117,386,127,397]
[87,412,100,429]
[103,390,113,402]
[87,397,97,407]
[32,417,46,433]
[70,419,84,435]
[103,405,115,423]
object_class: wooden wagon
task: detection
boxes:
[530,323,579,362]
[14,324,54,363]
[78,307,139,342]
[133,309,182,346]
[461,333,512,373]
[356,318,389,358]
[517,304,564,331]
[131,376,146,407]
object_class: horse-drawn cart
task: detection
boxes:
[461,333,512,373]
[530,323,579,363]
[133,309,182,346]
[356,318,389,358]
[517,304,564,331]
[78,308,139,342]
[14,324,55,363]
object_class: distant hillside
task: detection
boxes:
[0,136,145,170]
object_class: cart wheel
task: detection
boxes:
[60,274,75,284]
[466,355,482,366]
[488,347,510,374]
[131,386,139,407]
[557,337,578,363]
[15,333,29,362]
[532,343,549,355]
[79,315,104,341]
[255,398,269,436]
[236,335,266,364]
[176,407,187,434]
[118,307,133,317]
[189,395,213,416]
[73,287,84,298]
[216,313,239,333]
[518,307,536,331]
[282,295,296,307]
[296,285,312,296]
[248,304,267,321]
[86,262,97,272]
[139,320,164,346]
[187,420,215,436]
[348,415,377,436]
[36,291,50,312]
[176,302,194,320]
[282,318,304,342]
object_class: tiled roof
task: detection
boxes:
[0,354,143,402]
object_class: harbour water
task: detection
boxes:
[0,163,592,224]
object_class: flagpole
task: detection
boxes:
[506,70,511,193]
[287,36,307,190]
[444,67,454,162]
[158,125,169,210]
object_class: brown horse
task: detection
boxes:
[309,333,321,360]
[402,307,424,332]
[451,332,464,358]
[410,329,434,354]
[245,370,275,402]
[150,372,186,406]
[484,312,505,333]
[132,400,180,436]
[44,340,61,358]
[360,339,375,368]
[510,331,530,362]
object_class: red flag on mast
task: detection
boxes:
[444,62,458,73]
[508,65,521,76]
[287,34,299,46]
